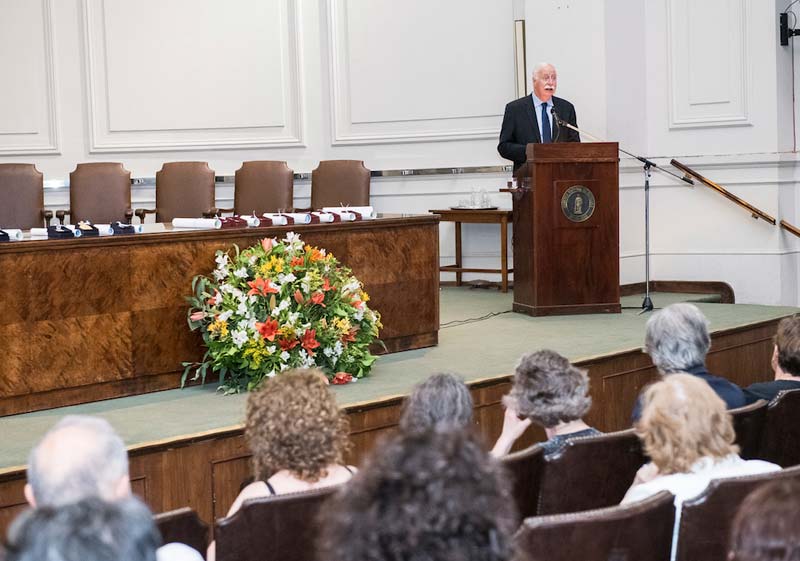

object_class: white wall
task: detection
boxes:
[1,0,800,306]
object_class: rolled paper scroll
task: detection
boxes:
[262,214,288,226]
[244,215,261,227]
[311,212,335,223]
[285,213,312,224]
[1,229,23,241]
[94,224,115,236]
[172,218,222,230]
[325,210,356,222]
[112,222,143,234]
[30,228,48,238]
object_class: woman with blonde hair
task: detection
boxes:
[622,373,780,559]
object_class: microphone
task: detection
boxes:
[551,107,562,142]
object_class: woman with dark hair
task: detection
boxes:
[399,372,473,433]
[318,429,518,561]
[729,479,800,561]
[491,349,599,457]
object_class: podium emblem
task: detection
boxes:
[561,185,596,222]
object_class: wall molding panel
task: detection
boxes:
[0,0,60,155]
[326,0,516,145]
[82,0,305,153]
[666,0,750,129]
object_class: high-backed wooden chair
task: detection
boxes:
[135,162,217,223]
[729,399,767,460]
[759,389,800,467]
[675,465,800,561]
[0,163,52,229]
[154,507,209,556]
[214,486,340,561]
[58,163,132,225]
[536,429,647,515]
[310,160,370,209]
[514,490,674,561]
[231,161,293,215]
[500,444,544,522]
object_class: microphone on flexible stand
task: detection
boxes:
[550,107,562,142]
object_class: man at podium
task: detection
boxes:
[497,62,580,171]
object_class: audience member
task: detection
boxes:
[399,372,473,433]
[491,349,599,457]
[24,415,203,561]
[225,368,355,515]
[622,374,780,560]
[634,302,747,420]
[5,496,159,561]
[745,315,800,402]
[729,479,800,561]
[318,429,517,561]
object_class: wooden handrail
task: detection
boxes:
[670,159,776,225]
[780,219,800,238]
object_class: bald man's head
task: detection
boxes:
[25,416,130,508]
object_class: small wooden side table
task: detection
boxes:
[429,208,514,292]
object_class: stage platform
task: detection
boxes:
[0,287,796,529]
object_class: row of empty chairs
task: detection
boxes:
[0,160,371,229]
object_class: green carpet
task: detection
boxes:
[0,288,795,472]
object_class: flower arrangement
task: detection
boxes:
[184,232,382,393]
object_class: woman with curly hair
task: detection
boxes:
[490,349,599,457]
[318,428,517,561]
[226,368,355,514]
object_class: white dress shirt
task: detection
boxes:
[531,92,553,141]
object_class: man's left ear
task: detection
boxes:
[114,476,132,500]
[23,483,36,508]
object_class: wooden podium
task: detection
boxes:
[511,142,620,316]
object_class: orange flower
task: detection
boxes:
[310,291,326,307]
[294,289,305,305]
[309,248,324,262]
[279,337,299,351]
[301,329,321,355]
[247,278,278,297]
[341,326,359,344]
[290,256,304,267]
[331,372,353,385]
[322,278,335,292]
[206,290,220,306]
[255,318,279,341]
[261,238,273,252]
[351,298,364,309]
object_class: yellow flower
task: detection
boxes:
[208,319,229,338]
[271,255,284,273]
[333,317,351,334]
[243,338,269,369]
[360,290,370,303]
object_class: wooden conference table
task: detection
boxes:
[0,214,439,416]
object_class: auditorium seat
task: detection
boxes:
[514,490,674,561]
[759,389,800,467]
[214,485,340,561]
[310,160,370,209]
[230,161,294,215]
[0,163,52,229]
[154,507,209,556]
[58,162,133,225]
[536,429,647,515]
[136,162,217,223]
[729,399,767,460]
[675,464,800,561]
[500,443,544,521]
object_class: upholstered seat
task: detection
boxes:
[231,161,294,215]
[537,429,647,515]
[759,389,800,467]
[500,444,544,522]
[676,464,800,561]
[0,163,52,229]
[154,507,209,556]
[729,399,767,459]
[310,160,370,209]
[515,490,675,561]
[135,162,217,223]
[58,163,132,224]
[215,485,340,561]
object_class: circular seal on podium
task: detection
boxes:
[561,185,596,222]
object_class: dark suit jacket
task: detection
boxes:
[497,95,580,170]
